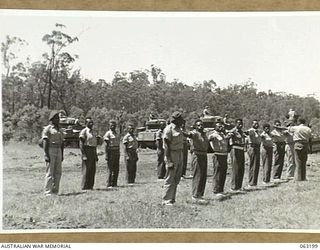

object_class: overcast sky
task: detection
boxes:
[1,10,320,99]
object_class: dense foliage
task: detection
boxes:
[2,24,320,142]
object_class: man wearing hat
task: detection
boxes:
[104,120,121,188]
[162,111,184,205]
[79,117,99,190]
[123,123,139,185]
[42,110,64,196]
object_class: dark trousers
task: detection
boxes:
[273,142,286,179]
[191,153,207,198]
[107,149,120,187]
[261,146,273,183]
[212,154,228,193]
[230,147,245,190]
[247,145,260,186]
[181,143,188,176]
[126,150,138,183]
[81,146,97,190]
[294,142,309,181]
[157,148,166,179]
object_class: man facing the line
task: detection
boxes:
[162,111,184,206]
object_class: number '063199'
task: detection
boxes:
[300,244,318,248]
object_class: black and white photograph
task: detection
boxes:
[1,9,320,231]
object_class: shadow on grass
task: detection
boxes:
[59,191,87,197]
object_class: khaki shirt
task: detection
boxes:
[190,130,208,154]
[123,133,138,150]
[208,131,229,154]
[247,128,262,145]
[289,125,312,143]
[163,123,184,151]
[271,129,286,143]
[104,130,120,148]
[42,125,64,146]
[261,131,274,148]
[79,127,98,147]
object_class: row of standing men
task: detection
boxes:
[41,111,312,205]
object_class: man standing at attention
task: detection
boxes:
[246,120,262,187]
[79,117,99,190]
[284,121,296,180]
[289,118,312,181]
[184,119,208,204]
[123,123,139,185]
[104,120,121,188]
[162,111,184,206]
[42,111,64,196]
[229,118,246,192]
[209,120,231,199]
[260,123,274,184]
[156,120,167,180]
[271,120,286,181]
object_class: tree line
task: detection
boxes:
[2,23,320,143]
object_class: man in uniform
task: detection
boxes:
[123,123,139,185]
[260,123,274,184]
[209,121,231,199]
[271,120,286,181]
[79,117,99,190]
[184,119,209,204]
[155,120,166,180]
[246,120,262,187]
[229,118,246,192]
[288,118,312,181]
[284,121,296,180]
[42,110,64,196]
[104,120,121,188]
[162,111,184,206]
[181,120,189,179]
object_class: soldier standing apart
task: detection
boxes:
[271,120,286,181]
[229,119,246,192]
[184,119,208,204]
[288,118,312,181]
[79,117,99,190]
[162,111,184,206]
[156,121,166,180]
[42,111,64,196]
[181,120,189,178]
[260,123,274,184]
[104,120,121,188]
[209,121,231,198]
[123,123,139,185]
[246,120,262,187]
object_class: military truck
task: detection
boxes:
[59,116,84,147]
[137,118,166,149]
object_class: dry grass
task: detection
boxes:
[3,142,320,230]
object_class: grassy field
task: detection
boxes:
[2,142,320,230]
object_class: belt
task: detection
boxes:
[50,144,62,148]
[249,143,260,147]
[214,152,228,156]
[232,145,245,150]
[275,142,286,145]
